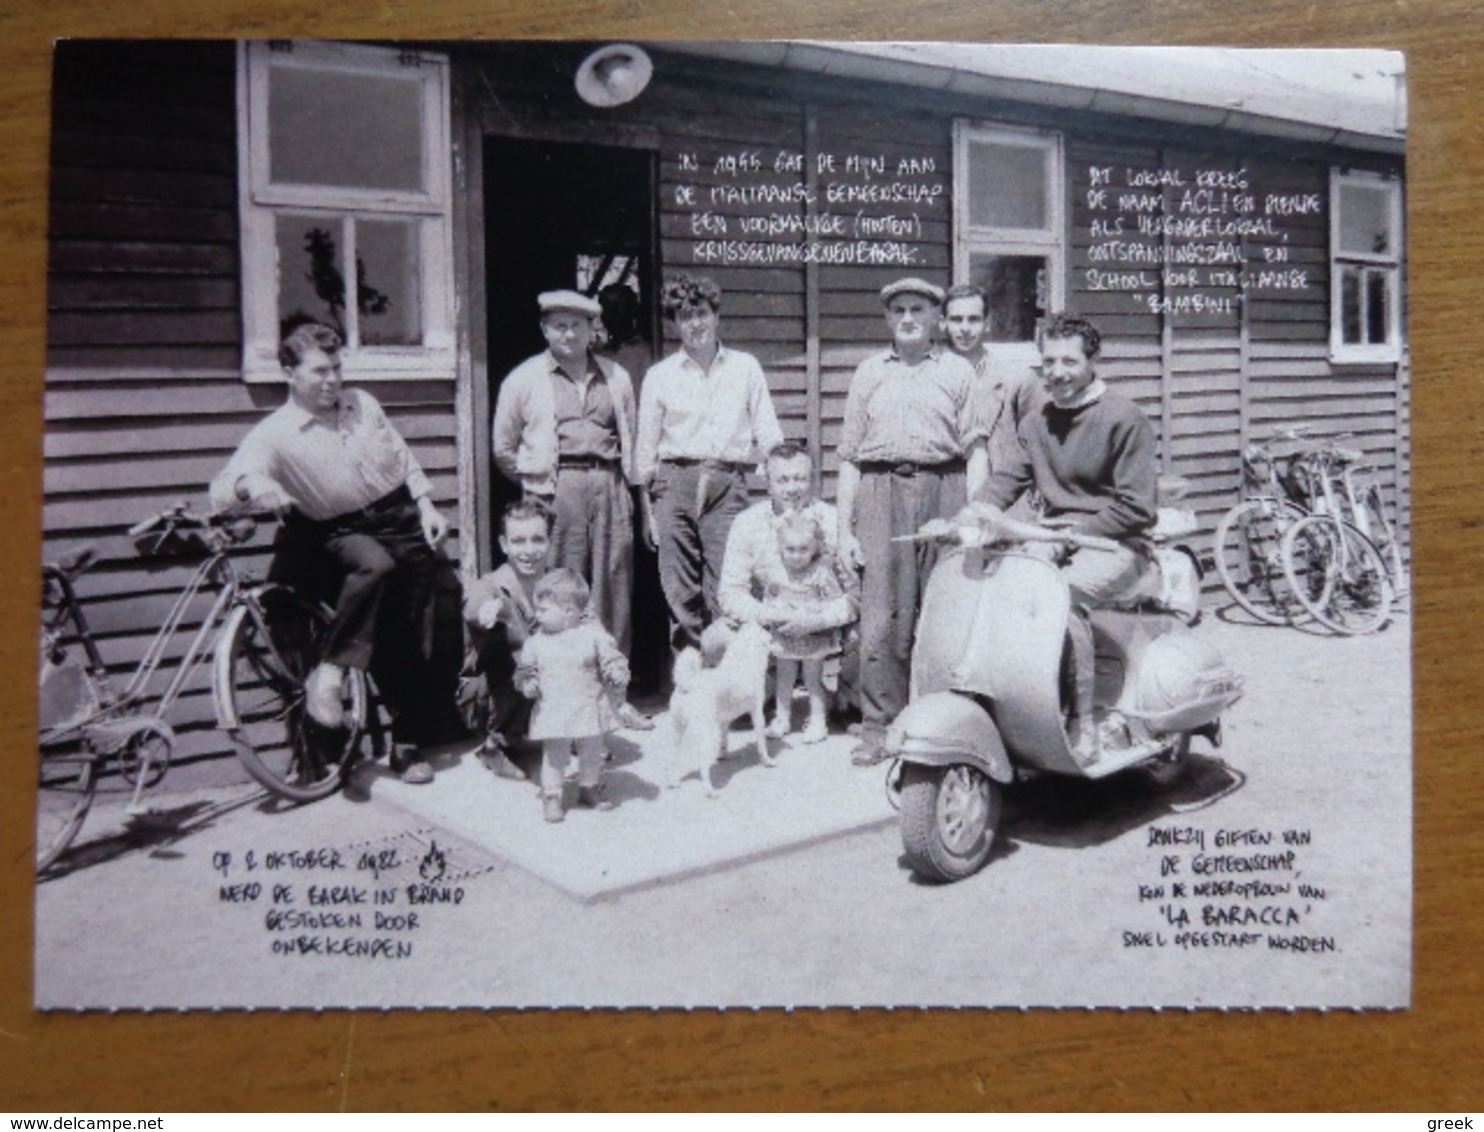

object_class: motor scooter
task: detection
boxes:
[885,489,1243,882]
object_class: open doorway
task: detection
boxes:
[482,135,667,693]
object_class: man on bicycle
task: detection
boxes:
[963,311,1158,766]
[210,322,463,784]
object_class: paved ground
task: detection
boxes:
[32,605,1412,1010]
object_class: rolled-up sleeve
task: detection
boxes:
[837,362,876,463]
[635,366,664,485]
[209,423,272,513]
[747,357,785,459]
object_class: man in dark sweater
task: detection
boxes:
[972,311,1158,765]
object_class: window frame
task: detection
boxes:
[1329,167,1404,365]
[952,120,1066,329]
[237,40,456,383]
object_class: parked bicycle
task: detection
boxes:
[37,505,372,873]
[1280,440,1408,636]
[1213,425,1318,625]
[1213,425,1406,636]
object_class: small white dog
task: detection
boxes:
[663,620,775,795]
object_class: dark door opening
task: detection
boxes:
[483,136,667,692]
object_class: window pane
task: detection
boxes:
[1365,268,1390,345]
[269,63,424,193]
[969,253,1047,342]
[1340,266,1362,345]
[276,215,348,340]
[357,219,422,346]
[967,141,1047,230]
[1338,181,1392,257]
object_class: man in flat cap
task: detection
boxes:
[636,274,784,652]
[836,277,988,766]
[493,291,649,732]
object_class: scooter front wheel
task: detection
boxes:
[900,762,1002,882]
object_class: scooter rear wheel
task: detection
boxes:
[900,762,1002,883]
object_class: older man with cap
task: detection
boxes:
[492,290,647,696]
[636,274,784,652]
[836,277,988,767]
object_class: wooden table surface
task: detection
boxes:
[1,0,1479,1112]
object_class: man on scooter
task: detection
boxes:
[964,311,1158,766]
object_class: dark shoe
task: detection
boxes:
[850,734,890,767]
[391,747,434,785]
[479,741,528,782]
[576,784,616,811]
[398,760,434,785]
[542,792,566,823]
[615,702,655,731]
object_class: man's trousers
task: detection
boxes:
[545,463,634,655]
[650,461,750,652]
[272,488,464,747]
[855,465,967,732]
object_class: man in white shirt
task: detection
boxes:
[635,275,784,651]
[942,282,1029,476]
[211,322,462,783]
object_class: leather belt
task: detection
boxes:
[660,457,752,474]
[557,455,620,470]
[292,485,414,534]
[856,458,966,477]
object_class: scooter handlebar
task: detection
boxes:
[893,512,1120,552]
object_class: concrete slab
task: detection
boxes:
[357,720,897,902]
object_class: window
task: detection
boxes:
[1330,169,1404,364]
[238,41,454,382]
[953,123,1064,343]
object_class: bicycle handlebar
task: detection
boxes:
[44,543,99,582]
[130,504,272,558]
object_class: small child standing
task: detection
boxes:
[514,568,630,823]
[760,511,857,744]
[460,500,552,781]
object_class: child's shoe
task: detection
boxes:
[542,791,566,823]
[765,712,790,740]
[576,783,616,812]
[799,712,828,744]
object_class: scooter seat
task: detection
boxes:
[1110,545,1202,623]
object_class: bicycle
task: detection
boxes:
[37,505,371,873]
[1213,426,1318,625]
[1280,440,1406,636]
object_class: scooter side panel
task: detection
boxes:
[913,551,1081,776]
[972,555,1084,775]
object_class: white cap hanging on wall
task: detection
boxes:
[575,44,654,107]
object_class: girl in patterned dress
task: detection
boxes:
[760,511,857,744]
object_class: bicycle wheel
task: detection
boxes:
[36,747,96,873]
[216,590,367,802]
[1282,515,1393,636]
[1214,498,1308,624]
[1356,482,1409,601]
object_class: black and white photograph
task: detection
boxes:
[32,38,1411,1009]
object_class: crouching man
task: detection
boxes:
[210,322,464,784]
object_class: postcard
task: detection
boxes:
[33,39,1410,1008]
